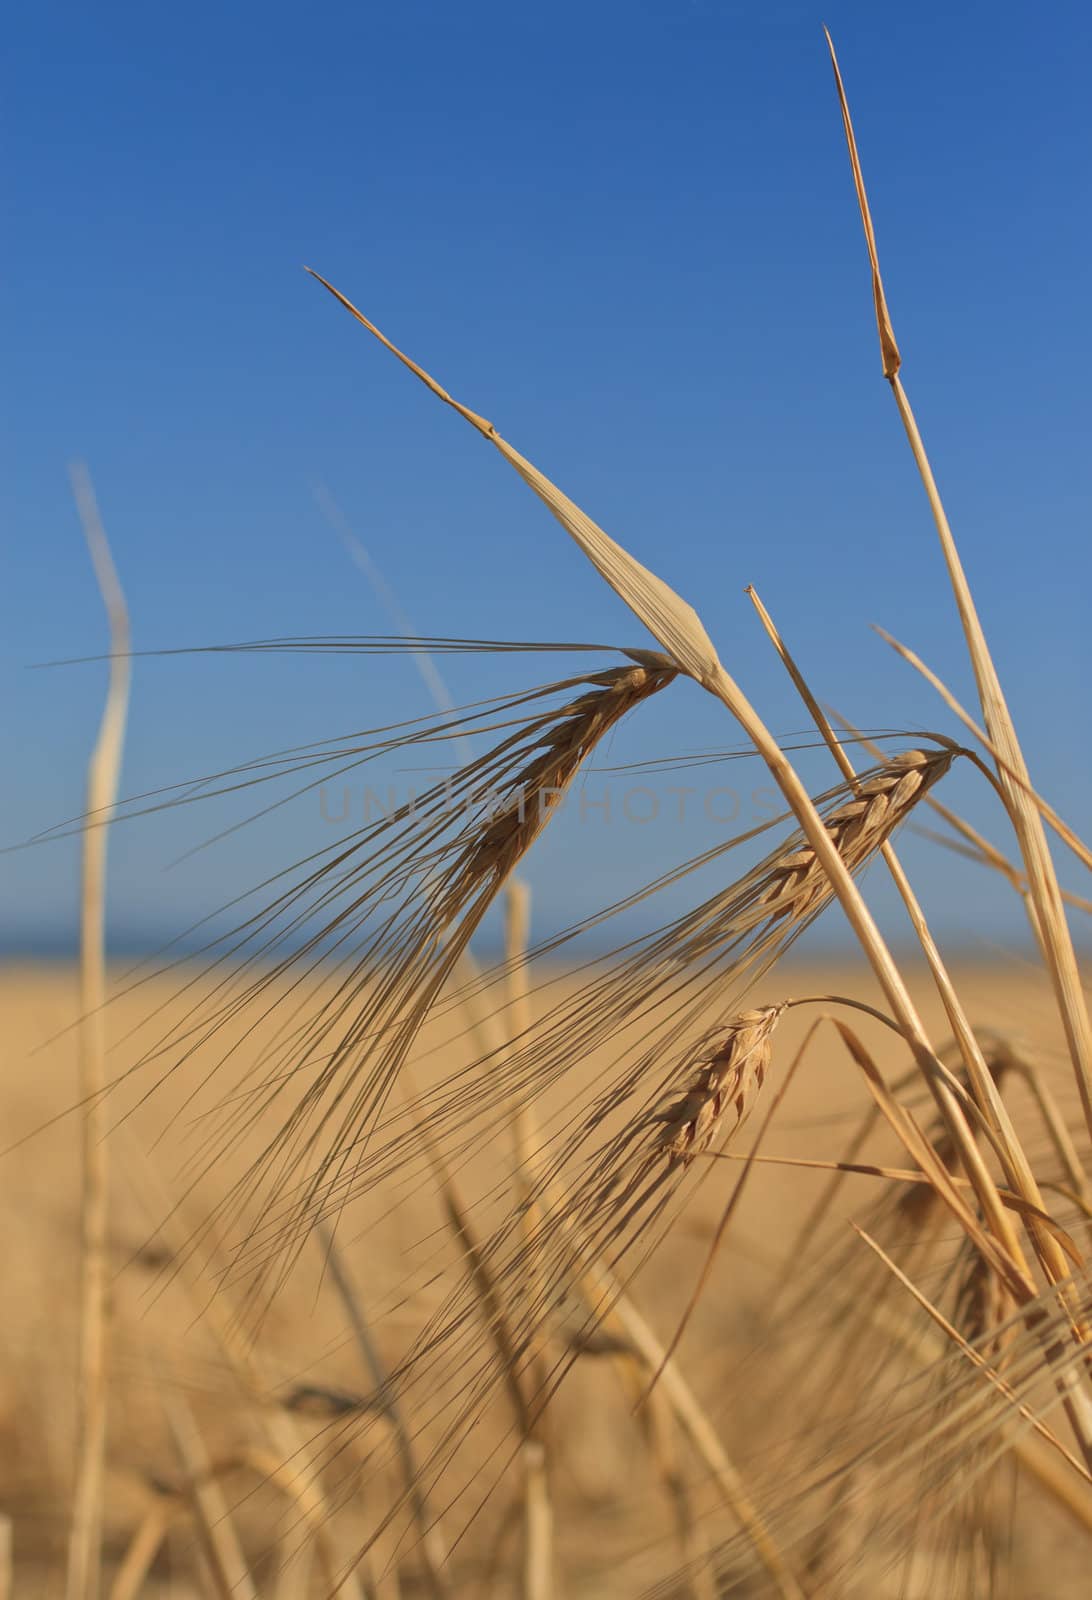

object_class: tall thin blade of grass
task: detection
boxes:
[66,465,131,1600]
[824,26,1092,1141]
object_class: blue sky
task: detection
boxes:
[3,1,1089,956]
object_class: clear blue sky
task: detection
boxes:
[3,1,1089,955]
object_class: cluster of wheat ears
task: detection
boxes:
[37,31,1091,1600]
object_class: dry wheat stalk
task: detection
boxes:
[119,1136,367,1600]
[456,925,789,1597]
[308,241,1071,1464]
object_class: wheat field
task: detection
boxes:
[3,954,1090,1598]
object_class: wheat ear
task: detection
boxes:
[654,1007,784,1165]
[756,747,953,922]
[458,658,676,901]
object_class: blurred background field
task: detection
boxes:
[4,954,1089,1597]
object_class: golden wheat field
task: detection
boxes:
[3,952,1091,1598]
